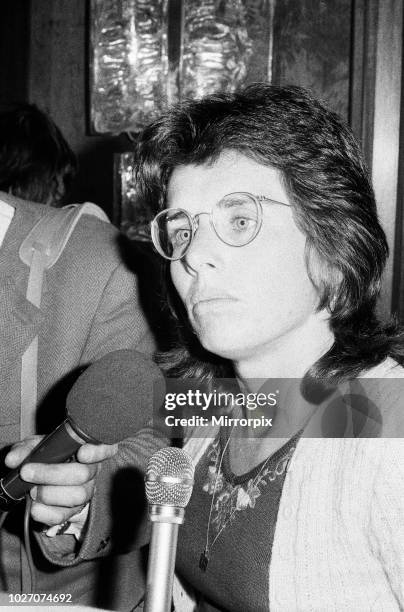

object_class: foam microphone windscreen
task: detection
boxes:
[66,349,165,444]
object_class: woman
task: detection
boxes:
[136,84,404,610]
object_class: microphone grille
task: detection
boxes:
[145,448,194,508]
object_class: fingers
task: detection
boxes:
[20,461,97,486]
[11,441,117,529]
[30,481,94,507]
[30,500,87,526]
[76,442,118,464]
[6,439,117,470]
[4,436,44,468]
[28,477,95,527]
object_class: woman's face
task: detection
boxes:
[167,151,321,363]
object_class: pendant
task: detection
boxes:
[199,550,209,572]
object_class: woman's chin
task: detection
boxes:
[197,329,247,361]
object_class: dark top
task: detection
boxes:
[176,429,301,612]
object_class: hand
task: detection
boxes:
[5,437,118,527]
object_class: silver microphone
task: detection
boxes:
[144,448,195,612]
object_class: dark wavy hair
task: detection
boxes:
[135,83,404,382]
[0,103,77,205]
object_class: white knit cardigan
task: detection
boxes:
[173,359,404,611]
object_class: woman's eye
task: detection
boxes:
[231,216,254,231]
[172,228,191,245]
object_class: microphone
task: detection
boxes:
[144,447,194,612]
[0,350,165,511]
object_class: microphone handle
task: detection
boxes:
[0,418,97,510]
[144,518,179,612]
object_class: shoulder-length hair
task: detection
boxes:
[135,84,404,383]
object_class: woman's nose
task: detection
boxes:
[183,213,221,272]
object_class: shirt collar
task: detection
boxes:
[0,198,15,247]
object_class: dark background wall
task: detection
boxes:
[0,2,30,104]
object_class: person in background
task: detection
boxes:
[0,102,77,206]
[134,83,404,611]
[0,102,157,609]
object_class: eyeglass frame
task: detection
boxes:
[150,191,292,261]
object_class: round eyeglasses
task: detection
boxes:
[150,192,291,261]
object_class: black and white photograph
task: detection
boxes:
[0,1,403,610]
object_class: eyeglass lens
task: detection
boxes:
[153,193,260,259]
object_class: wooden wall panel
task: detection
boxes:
[371,0,403,317]
[393,58,404,318]
[349,0,378,167]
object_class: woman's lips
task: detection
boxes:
[191,296,239,317]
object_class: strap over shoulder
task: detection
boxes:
[17,202,110,439]
[19,202,109,270]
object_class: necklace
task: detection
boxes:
[199,426,294,572]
